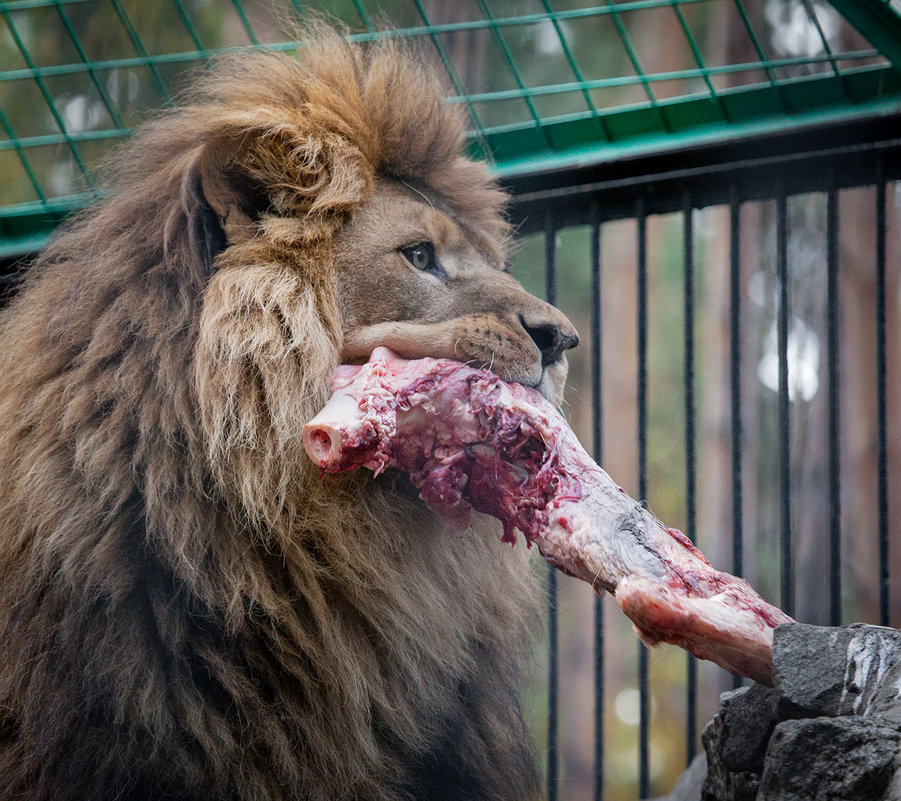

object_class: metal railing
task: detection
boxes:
[505,112,901,799]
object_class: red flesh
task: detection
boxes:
[303,348,793,684]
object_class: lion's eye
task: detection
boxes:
[400,242,437,272]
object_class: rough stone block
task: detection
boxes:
[870,661,901,726]
[701,691,764,801]
[718,683,781,773]
[772,623,901,718]
[757,716,901,801]
[772,623,854,716]
[663,623,901,801]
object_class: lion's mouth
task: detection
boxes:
[340,319,574,409]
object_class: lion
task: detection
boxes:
[0,24,578,801]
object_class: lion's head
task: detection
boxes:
[189,29,577,404]
[0,23,574,801]
[334,179,578,398]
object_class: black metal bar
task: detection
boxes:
[729,186,744,690]
[875,160,890,627]
[682,192,698,762]
[590,202,605,801]
[729,187,743,580]
[826,181,842,627]
[544,213,559,801]
[776,189,794,619]
[636,195,650,799]
[636,197,648,511]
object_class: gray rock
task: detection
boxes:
[757,716,901,801]
[838,625,901,717]
[861,651,901,724]
[886,765,901,801]
[718,684,781,773]
[665,623,901,801]
[772,623,901,718]
[701,700,761,801]
[772,623,855,717]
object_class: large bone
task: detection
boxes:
[303,347,793,685]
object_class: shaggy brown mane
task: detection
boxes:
[0,24,541,801]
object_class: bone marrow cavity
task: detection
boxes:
[304,426,340,467]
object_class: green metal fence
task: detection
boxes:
[1,0,900,257]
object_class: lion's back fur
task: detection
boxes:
[0,26,541,801]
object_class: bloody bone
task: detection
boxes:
[303,348,793,685]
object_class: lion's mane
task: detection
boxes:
[0,26,541,801]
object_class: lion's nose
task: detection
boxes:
[520,317,580,367]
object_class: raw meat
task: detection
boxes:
[303,347,793,684]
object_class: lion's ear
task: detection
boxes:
[180,157,264,274]
[183,162,228,272]
[181,135,282,270]
[183,122,372,270]
[190,140,273,248]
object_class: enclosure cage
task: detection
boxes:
[1,1,900,799]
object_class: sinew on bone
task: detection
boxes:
[303,348,793,685]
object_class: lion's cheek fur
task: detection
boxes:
[194,247,342,525]
[193,242,544,788]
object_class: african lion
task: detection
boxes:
[0,24,578,801]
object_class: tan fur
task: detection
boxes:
[0,23,575,801]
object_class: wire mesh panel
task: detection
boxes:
[2,0,901,254]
